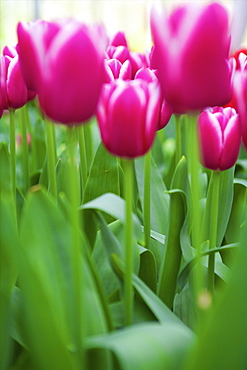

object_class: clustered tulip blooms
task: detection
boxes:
[197,107,241,171]
[17,20,107,124]
[150,2,233,114]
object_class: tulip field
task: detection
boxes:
[0,1,247,370]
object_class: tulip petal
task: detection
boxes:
[107,81,146,157]
[198,111,223,170]
[6,56,28,109]
[220,114,241,170]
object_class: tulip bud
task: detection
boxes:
[97,79,160,158]
[198,107,241,171]
[151,3,233,114]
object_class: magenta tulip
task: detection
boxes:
[198,107,241,171]
[17,20,106,124]
[151,3,233,114]
[135,67,172,130]
[104,59,132,82]
[0,54,28,112]
[97,79,160,158]
[232,53,247,149]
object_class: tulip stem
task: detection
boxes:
[78,124,88,200]
[122,158,134,326]
[144,149,151,250]
[68,127,85,367]
[187,115,204,319]
[21,105,30,193]
[208,170,221,295]
[45,119,57,202]
[175,115,182,163]
[9,109,16,208]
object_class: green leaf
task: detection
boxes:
[0,195,19,369]
[81,193,143,243]
[135,154,170,235]
[86,322,194,370]
[225,181,247,244]
[0,142,11,194]
[138,246,157,293]
[158,156,188,308]
[83,143,120,203]
[19,188,110,368]
[202,167,234,246]
[111,255,185,326]
[185,220,247,370]
[178,244,238,292]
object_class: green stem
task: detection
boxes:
[21,106,29,193]
[175,115,182,163]
[187,115,204,318]
[208,170,221,295]
[84,122,93,171]
[77,125,88,201]
[122,159,134,326]
[144,150,151,250]
[45,120,57,201]
[67,127,85,367]
[9,109,16,207]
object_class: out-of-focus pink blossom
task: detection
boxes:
[151,2,233,114]
[198,106,241,171]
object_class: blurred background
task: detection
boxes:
[0,0,246,53]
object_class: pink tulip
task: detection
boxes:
[109,31,128,47]
[231,52,247,149]
[0,54,28,111]
[151,3,233,114]
[198,107,241,171]
[97,79,160,158]
[135,67,172,130]
[17,20,106,124]
[104,59,132,82]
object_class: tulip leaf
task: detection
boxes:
[138,245,157,293]
[185,220,247,370]
[83,142,120,203]
[111,254,185,326]
[202,167,234,247]
[0,195,19,369]
[86,321,194,370]
[177,243,238,292]
[225,181,247,244]
[81,192,143,243]
[19,187,111,368]
[0,142,11,193]
[135,154,170,235]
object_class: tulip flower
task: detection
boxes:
[135,67,172,130]
[97,79,160,158]
[0,54,28,111]
[151,2,233,114]
[17,20,106,124]
[198,107,241,171]
[104,59,132,82]
[230,52,247,149]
